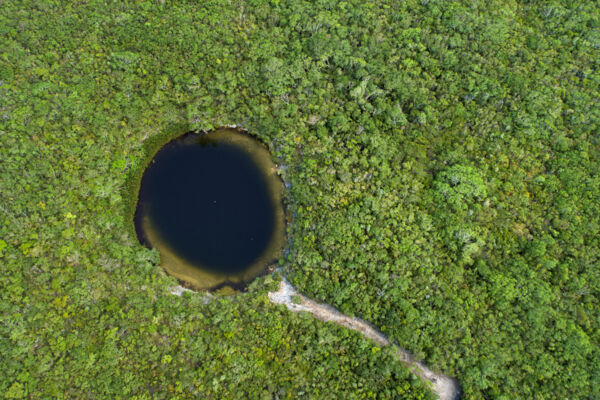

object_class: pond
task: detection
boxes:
[134,128,286,291]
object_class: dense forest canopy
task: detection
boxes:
[1,0,598,399]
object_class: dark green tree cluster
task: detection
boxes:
[1,0,598,399]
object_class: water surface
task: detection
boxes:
[134,128,285,290]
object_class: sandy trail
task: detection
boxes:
[268,278,461,400]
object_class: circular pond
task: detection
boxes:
[134,128,286,291]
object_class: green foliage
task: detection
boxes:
[432,164,487,212]
[1,0,599,399]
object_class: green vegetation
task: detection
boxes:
[0,271,435,399]
[1,0,598,399]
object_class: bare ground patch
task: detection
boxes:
[268,279,461,400]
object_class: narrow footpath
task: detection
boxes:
[268,278,461,400]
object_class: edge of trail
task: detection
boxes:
[267,278,462,400]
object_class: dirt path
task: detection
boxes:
[268,278,461,400]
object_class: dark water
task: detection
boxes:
[134,129,284,289]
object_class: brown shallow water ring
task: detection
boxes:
[134,128,286,291]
